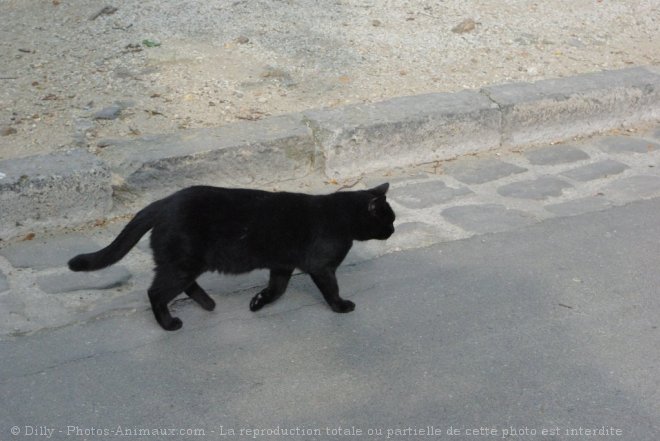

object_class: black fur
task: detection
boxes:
[68,184,395,331]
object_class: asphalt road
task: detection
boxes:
[2,199,659,440]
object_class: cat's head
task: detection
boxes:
[355,183,395,241]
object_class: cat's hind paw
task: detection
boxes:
[191,293,216,311]
[330,299,355,313]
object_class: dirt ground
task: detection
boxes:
[1,0,658,160]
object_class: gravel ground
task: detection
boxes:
[1,0,658,159]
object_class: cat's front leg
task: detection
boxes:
[310,270,355,313]
[250,268,294,311]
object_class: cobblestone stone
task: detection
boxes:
[497,176,573,200]
[524,145,590,165]
[560,160,629,182]
[598,136,660,154]
[445,157,527,184]
[389,180,472,208]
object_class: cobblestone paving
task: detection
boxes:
[1,127,658,337]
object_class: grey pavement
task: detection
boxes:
[1,197,659,440]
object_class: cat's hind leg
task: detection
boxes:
[250,268,294,312]
[148,267,197,331]
[185,281,216,311]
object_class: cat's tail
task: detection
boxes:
[68,199,165,272]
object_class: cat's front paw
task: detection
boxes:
[160,317,183,331]
[330,299,355,313]
[249,289,269,312]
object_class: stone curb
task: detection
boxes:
[99,114,314,192]
[482,67,660,147]
[0,150,112,239]
[1,66,659,239]
[304,90,502,177]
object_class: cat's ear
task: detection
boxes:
[368,183,389,197]
[368,196,386,215]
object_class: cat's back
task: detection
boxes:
[162,185,320,233]
[163,186,365,228]
[172,185,269,206]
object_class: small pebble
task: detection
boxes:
[93,105,122,120]
[452,18,476,34]
[1,126,18,136]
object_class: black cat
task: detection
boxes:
[68,183,395,331]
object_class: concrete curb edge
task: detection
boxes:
[1,66,659,239]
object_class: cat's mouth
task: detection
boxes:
[380,225,395,239]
